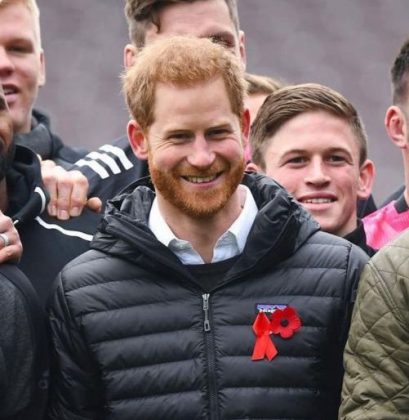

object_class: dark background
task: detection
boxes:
[36,0,409,203]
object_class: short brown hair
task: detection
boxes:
[250,83,368,168]
[391,38,409,105]
[245,73,283,96]
[122,35,246,131]
[125,0,240,48]
[0,0,41,49]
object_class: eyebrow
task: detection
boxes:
[205,30,236,41]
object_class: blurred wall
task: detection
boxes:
[37,0,409,203]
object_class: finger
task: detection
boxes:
[42,165,65,217]
[41,159,57,168]
[86,197,102,213]
[0,243,23,264]
[0,211,14,233]
[67,171,89,217]
[0,212,23,262]
[54,171,76,220]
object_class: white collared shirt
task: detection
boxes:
[148,186,258,264]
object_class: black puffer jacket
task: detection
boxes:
[47,173,368,420]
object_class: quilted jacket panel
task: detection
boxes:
[340,229,409,419]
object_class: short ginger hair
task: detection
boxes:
[122,35,246,131]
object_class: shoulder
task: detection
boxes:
[369,229,409,274]
[304,230,369,265]
[57,248,129,292]
[364,229,409,294]
[0,264,39,310]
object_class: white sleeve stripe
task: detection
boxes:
[34,187,47,213]
[99,144,134,170]
[35,216,94,241]
[86,151,121,174]
[75,159,110,179]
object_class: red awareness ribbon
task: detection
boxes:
[251,312,278,361]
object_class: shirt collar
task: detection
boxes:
[148,185,258,264]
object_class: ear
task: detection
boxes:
[38,49,46,87]
[240,108,251,158]
[245,161,261,173]
[357,159,375,200]
[241,108,250,141]
[127,120,149,160]
[124,43,138,69]
[385,105,408,149]
[238,30,246,70]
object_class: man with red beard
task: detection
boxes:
[47,36,368,420]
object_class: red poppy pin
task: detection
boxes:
[251,305,302,361]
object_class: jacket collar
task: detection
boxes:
[13,109,63,161]
[6,145,48,225]
[343,219,376,256]
[92,173,320,284]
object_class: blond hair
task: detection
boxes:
[122,35,246,131]
[245,73,283,96]
[0,0,41,49]
[250,83,368,169]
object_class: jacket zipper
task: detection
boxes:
[202,293,219,420]
[203,293,211,331]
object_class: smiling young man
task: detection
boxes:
[248,83,376,255]
[47,36,367,419]
[0,0,101,221]
[0,0,87,165]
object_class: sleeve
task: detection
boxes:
[46,274,104,420]
[340,251,409,419]
[0,275,35,419]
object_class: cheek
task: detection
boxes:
[266,167,302,193]
[17,58,41,85]
[336,170,360,193]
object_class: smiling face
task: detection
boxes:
[125,0,245,69]
[128,77,248,220]
[257,110,373,236]
[0,1,45,133]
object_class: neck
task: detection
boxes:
[0,180,9,213]
[158,186,246,263]
[402,152,409,206]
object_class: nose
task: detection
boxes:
[0,48,14,77]
[187,134,215,168]
[305,159,330,186]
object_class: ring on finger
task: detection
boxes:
[0,233,10,247]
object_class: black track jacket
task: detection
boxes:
[8,145,101,306]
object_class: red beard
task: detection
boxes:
[149,156,245,220]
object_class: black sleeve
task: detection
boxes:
[0,264,48,420]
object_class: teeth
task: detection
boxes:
[3,88,15,95]
[185,175,217,183]
[302,198,333,204]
